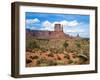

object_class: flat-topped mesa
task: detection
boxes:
[54,24,63,32]
[26,23,74,39]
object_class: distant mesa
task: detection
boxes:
[26,24,80,39]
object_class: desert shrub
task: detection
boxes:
[63,41,68,49]
[26,59,32,64]
[37,58,57,66]
[68,60,74,64]
[48,53,54,57]
[64,54,70,59]
[46,60,57,66]
[78,54,88,61]
[40,47,48,52]
[56,61,65,65]
[68,59,78,64]
[38,39,49,41]
[53,49,58,54]
[49,48,54,53]
[66,47,77,53]
[75,42,81,48]
[57,48,64,54]
[32,48,41,53]
[75,42,82,54]
[26,40,40,51]
[30,55,38,59]
[36,60,41,65]
[82,46,89,57]
[32,49,35,53]
[37,58,46,64]
[39,63,48,66]
[48,48,64,54]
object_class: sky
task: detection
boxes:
[25,12,90,38]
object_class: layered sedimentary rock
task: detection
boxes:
[26,24,73,39]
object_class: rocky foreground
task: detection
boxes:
[26,49,89,67]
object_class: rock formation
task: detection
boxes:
[26,24,73,39]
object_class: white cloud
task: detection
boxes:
[53,21,60,25]
[30,27,36,30]
[41,20,80,31]
[40,27,54,31]
[26,18,40,24]
[67,20,79,27]
[44,20,79,27]
[64,23,89,34]
[42,21,54,31]
[42,20,52,27]
[65,29,85,33]
[26,25,36,30]
[60,20,79,27]
[60,20,68,26]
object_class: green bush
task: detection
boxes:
[26,40,40,51]
[63,41,68,49]
[76,43,81,48]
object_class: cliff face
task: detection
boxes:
[26,29,72,39]
[26,24,73,39]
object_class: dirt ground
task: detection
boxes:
[26,51,89,67]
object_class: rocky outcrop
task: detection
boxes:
[26,24,73,39]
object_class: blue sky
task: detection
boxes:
[25,12,90,38]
